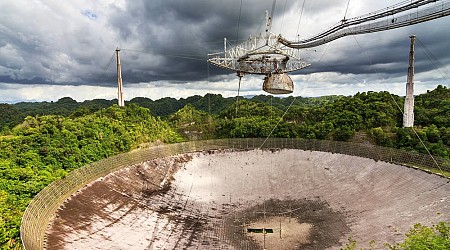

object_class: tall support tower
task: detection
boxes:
[116,48,125,107]
[403,35,415,127]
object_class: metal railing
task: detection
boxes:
[20,138,450,250]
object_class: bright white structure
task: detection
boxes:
[278,0,450,49]
[263,73,294,94]
[403,35,416,128]
[208,0,450,94]
[116,48,125,107]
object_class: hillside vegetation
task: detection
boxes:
[1,85,450,248]
[0,104,181,248]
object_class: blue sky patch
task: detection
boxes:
[82,10,98,20]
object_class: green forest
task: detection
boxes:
[1,85,450,249]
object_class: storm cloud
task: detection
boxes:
[0,0,449,102]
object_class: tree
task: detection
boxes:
[219,100,282,119]
[386,222,450,250]
[0,104,183,248]
[424,125,441,143]
[369,127,393,147]
[168,104,216,140]
[334,125,355,141]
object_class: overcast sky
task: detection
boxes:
[1,0,450,103]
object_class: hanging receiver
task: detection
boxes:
[208,8,310,94]
[208,0,450,94]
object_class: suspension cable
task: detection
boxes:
[121,48,205,61]
[96,51,116,87]
[343,0,351,21]
[235,72,243,117]
[260,42,332,148]
[236,0,243,41]
[352,35,446,176]
[271,0,277,20]
[280,0,288,34]
[280,0,450,49]
[415,37,450,86]
[296,0,307,38]
[207,60,211,115]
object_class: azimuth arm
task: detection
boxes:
[279,0,450,49]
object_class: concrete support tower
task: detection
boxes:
[116,48,125,107]
[403,35,415,127]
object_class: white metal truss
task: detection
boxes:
[279,0,450,49]
[208,32,310,75]
[208,0,450,75]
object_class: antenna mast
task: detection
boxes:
[403,35,415,128]
[116,48,125,107]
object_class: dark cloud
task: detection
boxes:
[290,16,450,86]
[0,0,449,92]
[105,0,299,84]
